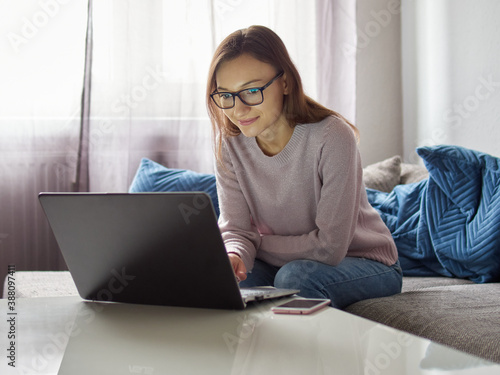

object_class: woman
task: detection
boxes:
[206,25,402,309]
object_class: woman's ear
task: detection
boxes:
[282,73,289,95]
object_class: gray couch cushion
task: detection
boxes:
[363,155,402,193]
[401,276,474,292]
[400,162,429,184]
[345,283,500,364]
[2,271,78,298]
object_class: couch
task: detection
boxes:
[3,145,500,364]
[348,147,500,364]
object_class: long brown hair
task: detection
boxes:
[206,25,358,164]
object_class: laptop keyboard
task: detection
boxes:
[240,287,275,298]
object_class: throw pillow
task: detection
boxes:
[363,155,402,192]
[400,163,429,184]
[416,145,500,282]
[129,158,219,217]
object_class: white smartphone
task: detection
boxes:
[271,298,331,315]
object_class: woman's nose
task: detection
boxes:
[232,96,251,117]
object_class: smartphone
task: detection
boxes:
[271,298,331,315]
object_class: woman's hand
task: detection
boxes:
[228,253,247,282]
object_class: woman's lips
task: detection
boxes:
[238,117,258,126]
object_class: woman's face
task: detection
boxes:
[215,54,289,139]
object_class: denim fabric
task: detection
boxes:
[240,257,403,309]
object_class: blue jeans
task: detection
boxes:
[240,257,403,309]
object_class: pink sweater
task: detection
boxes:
[216,116,398,271]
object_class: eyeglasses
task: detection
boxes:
[210,71,284,109]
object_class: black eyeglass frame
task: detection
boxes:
[210,71,284,109]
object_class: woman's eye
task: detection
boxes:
[245,88,260,95]
[219,93,233,100]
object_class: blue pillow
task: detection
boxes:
[369,145,500,282]
[416,145,500,282]
[416,145,497,213]
[129,158,219,217]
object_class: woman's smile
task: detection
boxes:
[238,117,259,127]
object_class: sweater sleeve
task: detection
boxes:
[216,140,261,271]
[258,120,362,266]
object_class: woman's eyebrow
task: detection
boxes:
[217,78,263,91]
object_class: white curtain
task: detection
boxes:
[0,0,89,278]
[0,0,356,274]
[316,0,356,122]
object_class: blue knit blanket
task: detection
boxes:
[368,145,500,283]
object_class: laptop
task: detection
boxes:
[38,192,298,310]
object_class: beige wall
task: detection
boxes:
[355,0,403,166]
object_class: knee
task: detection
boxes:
[274,260,303,289]
[274,260,325,297]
